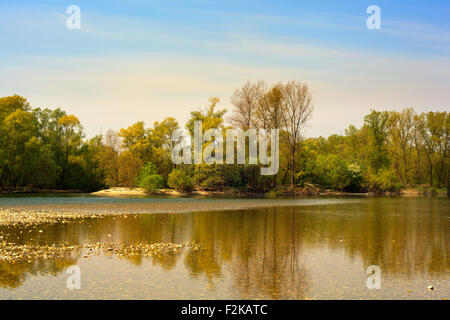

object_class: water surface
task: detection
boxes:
[0,196,448,299]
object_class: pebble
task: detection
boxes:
[0,240,201,262]
[0,209,107,227]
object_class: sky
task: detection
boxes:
[0,0,449,138]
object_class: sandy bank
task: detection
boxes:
[91,187,151,196]
[91,187,235,197]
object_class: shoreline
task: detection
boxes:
[0,187,447,198]
[0,189,86,195]
[90,187,262,198]
[91,187,372,198]
[91,187,447,198]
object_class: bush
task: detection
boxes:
[364,169,403,192]
[193,165,224,190]
[136,162,164,192]
[168,169,194,192]
[340,162,363,192]
[265,190,278,198]
[303,154,363,192]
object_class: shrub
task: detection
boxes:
[265,190,278,198]
[340,162,363,192]
[364,169,403,192]
[193,165,224,190]
[168,169,194,192]
[136,162,164,192]
[303,154,363,192]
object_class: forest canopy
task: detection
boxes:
[0,81,448,194]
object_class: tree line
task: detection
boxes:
[0,81,448,194]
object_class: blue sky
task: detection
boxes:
[0,0,449,137]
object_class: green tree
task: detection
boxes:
[0,95,31,121]
[364,110,390,172]
[136,162,164,192]
[99,129,120,187]
[168,169,194,192]
[148,117,180,180]
[185,98,227,191]
[387,108,414,185]
[57,114,84,188]
[0,110,38,188]
[118,121,152,162]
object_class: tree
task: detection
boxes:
[0,92,447,195]
[168,169,194,192]
[412,114,425,184]
[57,114,84,188]
[255,85,284,131]
[364,110,390,172]
[118,151,143,188]
[80,135,106,190]
[418,112,445,186]
[388,108,414,185]
[280,81,313,187]
[100,129,120,187]
[0,95,35,188]
[1,110,38,188]
[136,162,164,192]
[255,85,284,187]
[23,137,58,188]
[185,98,227,190]
[230,81,266,130]
[118,121,152,162]
[229,82,268,190]
[186,97,226,136]
[0,95,31,121]
[444,113,450,196]
[148,117,180,179]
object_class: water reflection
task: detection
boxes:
[0,197,448,299]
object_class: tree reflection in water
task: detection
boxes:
[0,198,448,298]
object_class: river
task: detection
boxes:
[0,195,448,299]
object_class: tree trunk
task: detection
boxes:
[429,162,433,187]
[446,157,449,197]
[416,148,421,183]
[447,173,450,198]
[403,153,408,186]
[282,167,289,185]
[290,154,295,188]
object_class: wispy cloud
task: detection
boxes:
[0,1,449,138]
[382,19,450,43]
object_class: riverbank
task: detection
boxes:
[91,187,239,197]
[0,189,86,194]
[91,187,448,198]
[91,187,369,198]
[0,186,446,198]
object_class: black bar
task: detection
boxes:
[0,300,447,318]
